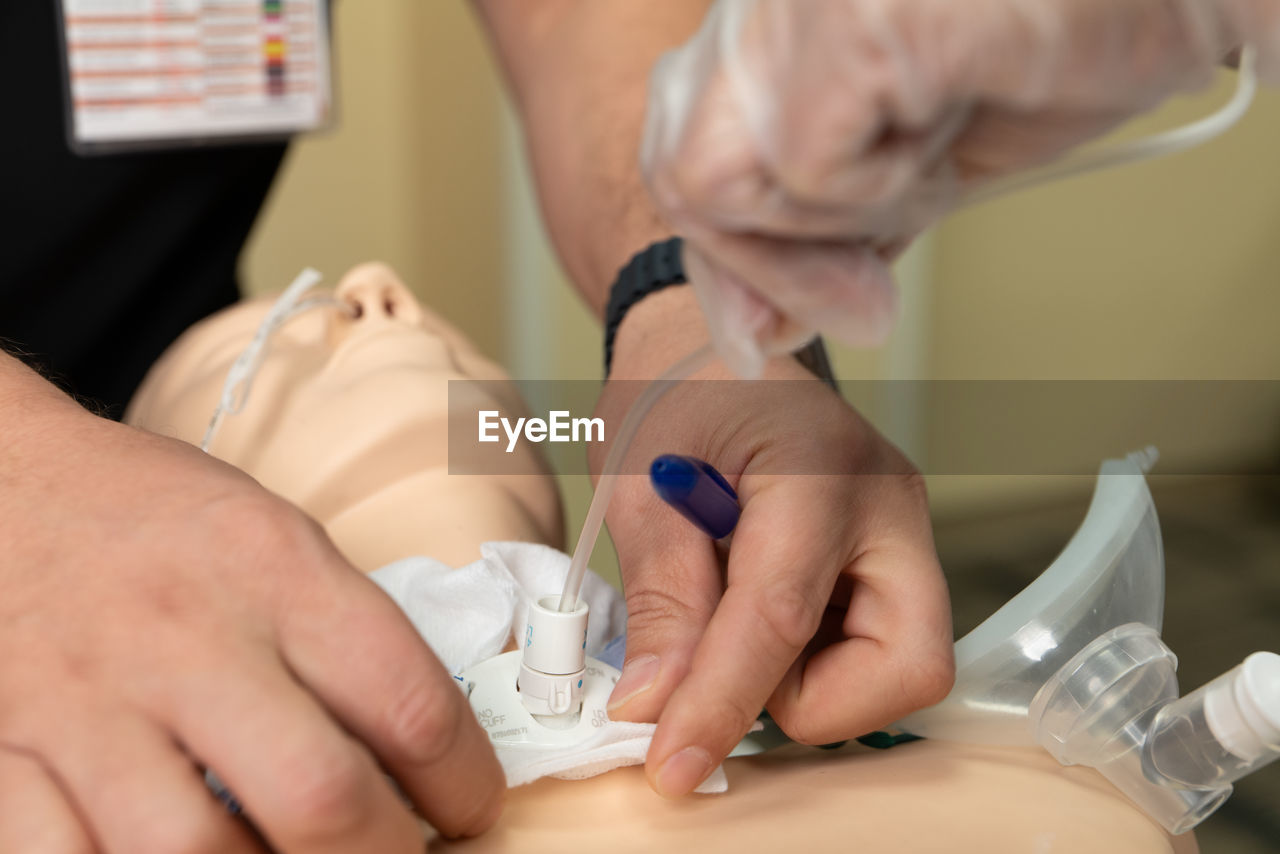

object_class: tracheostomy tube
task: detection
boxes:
[517,594,591,717]
[516,343,715,718]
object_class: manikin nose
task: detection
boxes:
[334,270,424,325]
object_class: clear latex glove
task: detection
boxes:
[642,0,1278,376]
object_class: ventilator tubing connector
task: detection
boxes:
[1030,625,1279,834]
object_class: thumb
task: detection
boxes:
[605,474,724,723]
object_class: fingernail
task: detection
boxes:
[654,746,714,798]
[608,654,660,712]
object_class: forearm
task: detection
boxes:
[471,0,711,317]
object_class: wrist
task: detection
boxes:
[610,285,713,381]
[603,237,689,376]
[611,286,827,385]
[605,239,837,386]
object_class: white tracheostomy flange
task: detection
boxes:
[460,645,736,793]
[896,449,1280,834]
[376,550,731,793]
[461,591,622,751]
[462,651,620,750]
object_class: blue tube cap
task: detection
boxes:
[650,455,741,540]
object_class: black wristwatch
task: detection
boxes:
[604,237,838,391]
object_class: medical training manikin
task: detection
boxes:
[127,263,1274,852]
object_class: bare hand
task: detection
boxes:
[595,288,954,797]
[0,364,504,851]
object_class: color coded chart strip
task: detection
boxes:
[263,0,286,97]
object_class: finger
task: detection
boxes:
[35,709,264,854]
[645,475,850,796]
[0,747,97,854]
[160,649,423,853]
[651,9,943,243]
[606,472,725,723]
[768,473,954,742]
[274,565,504,839]
[658,57,941,246]
[770,566,955,744]
[727,0,954,214]
[654,55,912,240]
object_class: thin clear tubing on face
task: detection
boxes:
[201,268,354,454]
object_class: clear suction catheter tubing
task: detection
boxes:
[961,46,1259,209]
[558,344,718,612]
[201,268,355,454]
[558,49,1259,613]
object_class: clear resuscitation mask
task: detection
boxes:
[896,448,1280,834]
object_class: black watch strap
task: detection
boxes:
[795,335,839,392]
[603,237,838,391]
[604,237,688,376]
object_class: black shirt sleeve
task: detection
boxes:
[0,4,288,417]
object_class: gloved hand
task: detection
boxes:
[597,286,954,797]
[0,356,504,851]
[642,0,1279,376]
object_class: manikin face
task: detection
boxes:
[126,263,563,571]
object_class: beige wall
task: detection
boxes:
[932,78,1280,383]
[923,75,1280,516]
